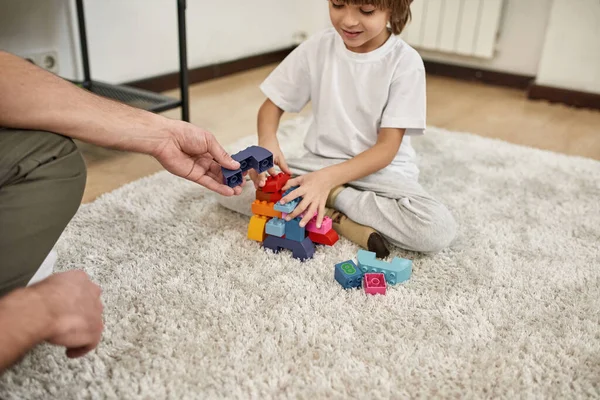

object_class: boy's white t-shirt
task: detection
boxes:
[260,28,427,180]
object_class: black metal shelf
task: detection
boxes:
[74,0,190,121]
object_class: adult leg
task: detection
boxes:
[0,129,86,297]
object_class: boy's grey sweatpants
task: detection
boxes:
[218,151,457,254]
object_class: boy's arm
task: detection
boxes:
[255,99,291,175]
[325,128,406,186]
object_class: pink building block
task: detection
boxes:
[364,273,386,295]
[305,216,332,234]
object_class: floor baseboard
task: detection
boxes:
[528,84,600,110]
[422,60,535,90]
[126,46,296,93]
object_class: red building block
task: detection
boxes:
[364,273,386,295]
[308,229,339,246]
[256,189,283,203]
[262,173,291,193]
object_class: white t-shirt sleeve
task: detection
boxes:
[380,65,427,136]
[259,43,311,113]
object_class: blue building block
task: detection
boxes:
[222,168,244,188]
[222,146,274,187]
[356,250,412,285]
[285,217,306,242]
[263,235,315,261]
[232,146,274,173]
[266,218,286,237]
[274,186,301,213]
[334,260,363,289]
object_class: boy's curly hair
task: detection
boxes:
[336,0,413,35]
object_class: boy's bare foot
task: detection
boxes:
[325,208,390,259]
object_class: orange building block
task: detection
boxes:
[256,189,283,203]
[248,215,270,242]
[251,200,282,218]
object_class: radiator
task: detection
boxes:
[402,0,505,59]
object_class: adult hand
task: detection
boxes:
[151,121,244,196]
[250,137,292,189]
[32,270,104,358]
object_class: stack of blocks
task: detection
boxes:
[252,175,340,260]
[222,145,339,261]
[334,250,413,296]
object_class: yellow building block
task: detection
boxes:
[248,215,270,242]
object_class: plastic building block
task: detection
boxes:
[285,217,306,242]
[334,260,363,289]
[263,235,315,261]
[222,146,274,188]
[308,229,339,246]
[256,189,283,203]
[251,200,282,218]
[232,146,274,173]
[305,216,333,235]
[364,273,386,295]
[248,215,270,242]
[222,168,244,188]
[274,186,301,213]
[356,250,412,285]
[263,173,291,193]
[266,218,286,237]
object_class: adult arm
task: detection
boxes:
[0,51,241,196]
[0,271,103,373]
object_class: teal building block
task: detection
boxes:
[266,218,286,237]
[274,186,301,213]
[285,217,306,242]
[334,260,363,289]
[356,250,412,285]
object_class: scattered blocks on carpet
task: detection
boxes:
[363,273,386,295]
[356,250,412,285]
[334,260,363,289]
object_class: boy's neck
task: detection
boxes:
[346,29,392,54]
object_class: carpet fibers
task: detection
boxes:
[1,118,599,399]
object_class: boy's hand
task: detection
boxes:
[250,138,292,189]
[280,170,335,229]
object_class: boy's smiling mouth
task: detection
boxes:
[342,29,363,39]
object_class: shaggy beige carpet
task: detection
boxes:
[1,117,599,399]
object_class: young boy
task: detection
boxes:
[220,0,457,257]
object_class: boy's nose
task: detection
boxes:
[341,11,360,28]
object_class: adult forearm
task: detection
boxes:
[0,51,169,155]
[257,99,284,144]
[0,288,48,373]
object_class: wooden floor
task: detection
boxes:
[80,64,600,203]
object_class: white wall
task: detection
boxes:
[0,0,79,79]
[403,0,553,76]
[536,0,600,94]
[0,0,327,83]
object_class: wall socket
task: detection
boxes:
[20,50,60,74]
